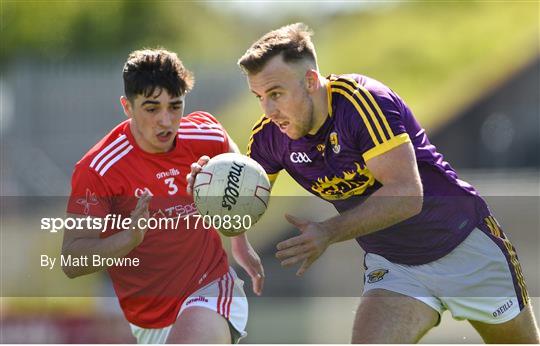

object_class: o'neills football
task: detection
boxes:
[193,153,271,236]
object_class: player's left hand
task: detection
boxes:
[232,236,265,296]
[186,155,210,195]
[276,214,331,276]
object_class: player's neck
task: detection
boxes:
[308,76,330,135]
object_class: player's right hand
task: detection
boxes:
[130,191,152,245]
[186,155,210,195]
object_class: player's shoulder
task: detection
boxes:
[178,111,227,144]
[329,73,393,99]
[246,115,283,158]
[76,120,133,178]
[248,115,277,140]
[181,111,222,126]
[328,73,404,121]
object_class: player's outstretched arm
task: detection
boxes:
[276,142,422,276]
[61,192,152,278]
[322,141,423,243]
[231,232,265,296]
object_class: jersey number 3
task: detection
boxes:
[164,177,178,195]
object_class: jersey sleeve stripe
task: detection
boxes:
[357,85,394,139]
[246,116,272,156]
[330,86,382,146]
[180,122,223,130]
[339,77,394,140]
[362,133,410,162]
[94,140,130,172]
[178,134,225,142]
[90,134,127,168]
[99,145,133,176]
[332,80,391,142]
[178,128,225,137]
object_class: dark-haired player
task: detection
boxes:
[64,48,263,343]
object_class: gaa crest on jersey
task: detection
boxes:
[311,162,376,200]
[76,188,99,215]
[290,152,312,164]
[329,132,341,154]
[367,269,388,283]
[316,144,326,157]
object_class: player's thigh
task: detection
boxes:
[167,306,231,344]
[469,303,540,344]
[352,289,439,344]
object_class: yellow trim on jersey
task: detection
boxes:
[332,80,390,143]
[326,81,333,117]
[250,114,268,132]
[331,88,381,146]
[338,77,394,139]
[357,83,394,139]
[246,116,272,156]
[267,172,279,185]
[362,133,410,162]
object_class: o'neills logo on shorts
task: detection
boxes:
[186,296,209,306]
[492,299,513,317]
[222,162,245,210]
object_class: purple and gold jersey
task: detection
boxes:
[247,74,491,265]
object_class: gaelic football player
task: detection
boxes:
[64,48,263,343]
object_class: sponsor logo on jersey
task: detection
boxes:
[185,296,209,306]
[329,132,341,154]
[134,187,154,198]
[311,162,376,200]
[290,152,312,163]
[222,162,245,210]
[151,202,198,219]
[492,299,513,317]
[76,188,99,215]
[156,168,181,180]
[367,269,389,283]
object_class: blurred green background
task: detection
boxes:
[1,1,538,343]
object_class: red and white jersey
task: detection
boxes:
[67,112,230,328]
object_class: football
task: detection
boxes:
[193,153,271,236]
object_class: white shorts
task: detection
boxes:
[363,226,529,324]
[130,267,248,344]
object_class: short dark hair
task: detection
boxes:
[237,23,317,75]
[122,48,194,101]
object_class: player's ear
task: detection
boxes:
[304,69,318,93]
[120,96,132,118]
